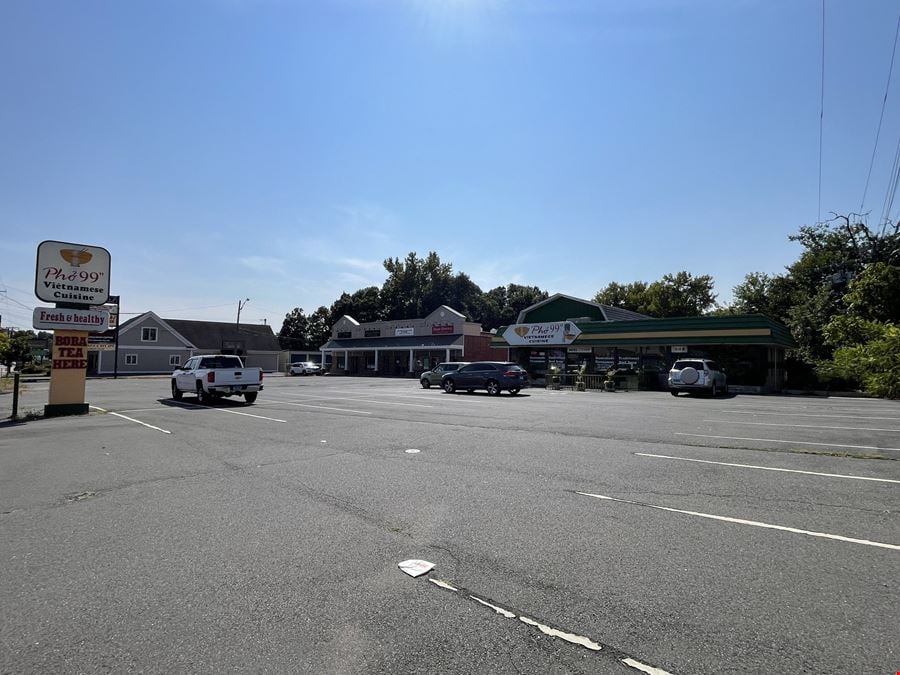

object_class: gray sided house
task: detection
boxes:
[94,312,282,375]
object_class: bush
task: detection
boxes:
[821,323,900,398]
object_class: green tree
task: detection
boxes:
[822,322,900,398]
[478,284,549,329]
[593,281,650,312]
[819,262,900,397]
[593,272,715,317]
[278,308,309,350]
[780,215,899,363]
[1,330,33,367]
[306,306,332,350]
[329,286,381,324]
[841,262,900,324]
[380,251,484,321]
[727,272,796,320]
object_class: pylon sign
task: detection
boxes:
[35,240,111,306]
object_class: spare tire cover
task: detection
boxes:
[680,367,699,384]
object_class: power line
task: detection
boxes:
[817,0,826,224]
[881,132,900,224]
[861,13,900,212]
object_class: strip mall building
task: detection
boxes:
[320,305,501,376]
[492,294,795,392]
[318,294,795,392]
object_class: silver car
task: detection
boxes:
[420,362,468,388]
[668,358,728,397]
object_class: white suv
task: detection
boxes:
[289,361,322,376]
[668,359,727,397]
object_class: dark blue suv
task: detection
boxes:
[441,361,529,396]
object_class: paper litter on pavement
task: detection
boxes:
[398,559,435,577]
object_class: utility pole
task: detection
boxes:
[236,298,250,327]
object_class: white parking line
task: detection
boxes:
[635,453,900,483]
[721,410,900,421]
[675,432,900,452]
[169,401,286,423]
[576,492,900,551]
[279,393,434,408]
[261,399,372,415]
[422,575,675,673]
[91,406,171,434]
[702,419,900,433]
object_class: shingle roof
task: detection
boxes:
[321,334,464,350]
[164,319,281,352]
[600,305,653,321]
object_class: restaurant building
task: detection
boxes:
[492,294,795,392]
[319,305,503,376]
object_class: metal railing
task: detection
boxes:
[545,373,634,391]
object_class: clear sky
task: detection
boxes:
[2,0,899,329]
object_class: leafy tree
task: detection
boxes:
[1,330,34,367]
[329,286,381,324]
[819,262,900,396]
[306,306,332,350]
[478,284,549,329]
[380,251,485,321]
[840,262,900,324]
[778,215,899,363]
[727,272,796,320]
[593,272,715,317]
[593,281,650,312]
[821,321,900,398]
[278,308,309,350]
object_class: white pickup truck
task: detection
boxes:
[171,354,263,404]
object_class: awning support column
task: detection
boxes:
[374,350,379,372]
[445,348,450,362]
[408,348,414,372]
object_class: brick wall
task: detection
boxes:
[464,334,508,361]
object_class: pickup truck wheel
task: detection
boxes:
[171,380,183,401]
[196,382,209,404]
[244,392,258,404]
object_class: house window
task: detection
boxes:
[169,355,181,366]
[141,327,158,342]
[125,354,138,366]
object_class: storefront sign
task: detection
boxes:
[33,307,109,332]
[52,333,89,370]
[337,331,352,339]
[567,346,592,353]
[395,327,415,337]
[502,322,582,346]
[364,329,381,338]
[671,345,688,353]
[35,240,111,305]
[92,302,119,328]
[431,323,454,335]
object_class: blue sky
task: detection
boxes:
[2,0,899,329]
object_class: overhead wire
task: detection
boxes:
[881,133,900,224]
[860,14,900,213]
[817,0,826,224]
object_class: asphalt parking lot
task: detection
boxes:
[2,377,899,674]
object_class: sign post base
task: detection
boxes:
[44,403,90,418]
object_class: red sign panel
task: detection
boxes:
[431,323,454,335]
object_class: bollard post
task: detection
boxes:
[11,372,20,419]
